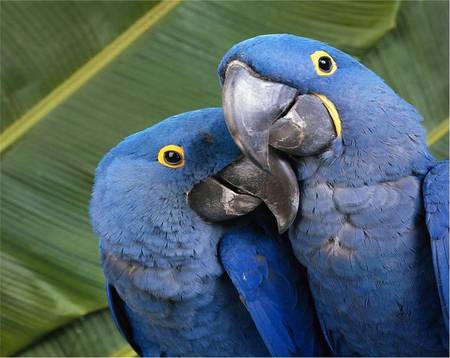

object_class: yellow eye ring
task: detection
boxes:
[311,50,337,76]
[158,145,185,169]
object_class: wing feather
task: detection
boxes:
[220,224,330,356]
[423,160,449,331]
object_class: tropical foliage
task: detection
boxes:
[1,0,447,356]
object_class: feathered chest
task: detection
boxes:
[289,175,446,356]
[290,175,428,277]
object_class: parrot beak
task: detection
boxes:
[223,61,339,169]
[223,61,298,171]
[188,150,299,234]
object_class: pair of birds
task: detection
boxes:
[90,35,449,357]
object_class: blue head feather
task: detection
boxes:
[95,107,239,190]
[218,34,433,185]
[90,108,241,266]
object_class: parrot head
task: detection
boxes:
[90,108,299,243]
[218,34,430,184]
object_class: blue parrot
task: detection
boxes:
[218,34,449,356]
[89,108,329,357]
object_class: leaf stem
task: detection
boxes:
[427,117,449,146]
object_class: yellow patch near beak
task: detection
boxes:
[313,94,342,137]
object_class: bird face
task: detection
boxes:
[91,108,299,237]
[218,34,414,172]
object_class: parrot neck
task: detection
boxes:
[294,143,432,186]
[99,190,225,299]
[90,155,228,300]
[294,91,434,186]
[99,189,223,266]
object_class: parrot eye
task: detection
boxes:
[158,145,185,168]
[318,57,332,72]
[310,50,337,76]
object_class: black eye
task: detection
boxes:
[164,151,182,164]
[318,56,332,72]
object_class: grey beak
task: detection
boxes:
[187,177,262,222]
[188,152,299,233]
[269,95,337,156]
[223,61,298,171]
[223,61,337,164]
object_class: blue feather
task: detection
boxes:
[423,160,449,332]
[220,224,330,357]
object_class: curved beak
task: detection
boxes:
[223,61,339,169]
[188,151,299,233]
[223,61,298,171]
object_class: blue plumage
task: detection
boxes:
[218,34,449,356]
[90,108,328,356]
[221,224,330,357]
[424,161,449,332]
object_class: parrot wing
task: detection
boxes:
[106,282,143,356]
[423,160,449,332]
[220,223,330,357]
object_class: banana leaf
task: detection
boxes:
[363,0,449,159]
[1,0,446,356]
[17,309,128,357]
[0,0,158,131]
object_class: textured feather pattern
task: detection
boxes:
[423,161,449,332]
[90,109,269,356]
[290,173,449,356]
[96,167,269,357]
[220,224,330,357]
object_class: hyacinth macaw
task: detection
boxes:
[89,108,329,357]
[218,34,449,356]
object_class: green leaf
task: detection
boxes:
[0,0,403,355]
[362,0,449,159]
[0,0,158,131]
[17,309,131,357]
